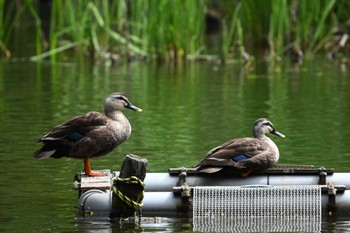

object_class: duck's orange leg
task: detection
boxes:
[84,158,104,177]
[240,169,255,177]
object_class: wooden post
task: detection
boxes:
[110,154,147,219]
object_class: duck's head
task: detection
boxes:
[104,92,142,112]
[253,118,285,139]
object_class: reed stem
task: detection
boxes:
[0,0,348,62]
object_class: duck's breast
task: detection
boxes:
[108,117,132,144]
[263,137,280,162]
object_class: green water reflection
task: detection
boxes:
[0,59,349,232]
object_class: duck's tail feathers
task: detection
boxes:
[33,150,56,160]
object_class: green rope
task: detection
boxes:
[112,176,144,209]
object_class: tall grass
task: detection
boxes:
[128,0,205,62]
[236,0,345,59]
[220,3,250,64]
[1,0,44,58]
[1,0,349,62]
[33,0,204,62]
[0,0,17,58]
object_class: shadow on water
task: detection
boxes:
[77,217,193,233]
[75,214,350,233]
[0,59,350,232]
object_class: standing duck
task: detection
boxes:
[194,118,285,176]
[33,92,142,177]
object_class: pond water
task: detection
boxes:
[0,58,350,232]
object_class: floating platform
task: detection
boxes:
[74,165,350,218]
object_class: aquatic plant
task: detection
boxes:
[215,0,350,62]
[128,0,205,62]
[0,0,16,58]
[1,0,349,63]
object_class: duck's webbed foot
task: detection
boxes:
[240,169,255,177]
[84,158,105,177]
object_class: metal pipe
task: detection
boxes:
[77,190,350,216]
[143,173,350,192]
[77,172,350,217]
[77,190,112,216]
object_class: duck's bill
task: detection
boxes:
[271,130,286,138]
[127,104,142,112]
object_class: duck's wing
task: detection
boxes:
[205,138,240,156]
[39,111,108,141]
[34,112,108,159]
[235,143,277,171]
[195,138,270,172]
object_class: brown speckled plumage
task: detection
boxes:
[34,92,142,176]
[194,118,285,176]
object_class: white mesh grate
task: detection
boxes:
[193,185,321,232]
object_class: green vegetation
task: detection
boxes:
[1,0,349,63]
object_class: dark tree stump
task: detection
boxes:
[110,154,147,219]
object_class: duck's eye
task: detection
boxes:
[263,122,273,128]
[116,96,127,102]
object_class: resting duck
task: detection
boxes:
[194,118,285,176]
[33,92,142,177]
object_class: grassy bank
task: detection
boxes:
[1,0,349,63]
